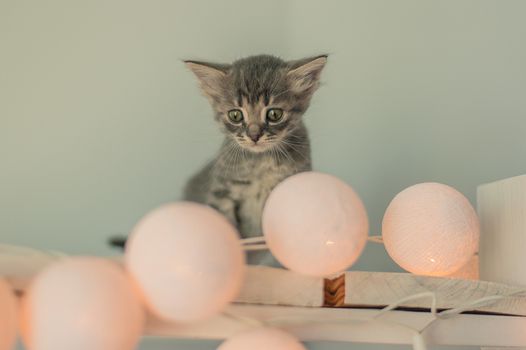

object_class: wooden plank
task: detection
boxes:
[342,271,526,315]
[236,266,324,307]
[235,267,526,316]
[146,304,526,347]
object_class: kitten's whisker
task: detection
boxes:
[279,144,296,166]
[269,144,280,165]
[285,133,308,141]
[274,143,292,167]
[279,141,310,164]
[281,140,307,147]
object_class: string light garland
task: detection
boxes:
[2,172,490,350]
[2,242,518,350]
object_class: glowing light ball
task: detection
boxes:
[22,258,144,350]
[382,182,479,276]
[262,172,369,277]
[218,327,306,350]
[0,278,17,350]
[125,202,245,323]
[447,254,479,280]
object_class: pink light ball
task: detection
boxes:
[125,202,245,323]
[447,255,479,280]
[382,182,480,276]
[22,258,144,350]
[262,172,369,277]
[218,328,306,350]
[0,279,17,350]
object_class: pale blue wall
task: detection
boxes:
[2,1,525,349]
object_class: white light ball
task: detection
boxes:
[382,182,479,276]
[218,328,306,350]
[262,172,369,277]
[0,278,17,350]
[125,202,245,323]
[22,258,144,350]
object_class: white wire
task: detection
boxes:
[367,235,384,244]
[437,289,526,318]
[241,235,386,245]
[374,292,438,318]
[241,236,267,245]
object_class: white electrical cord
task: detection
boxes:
[240,235,385,251]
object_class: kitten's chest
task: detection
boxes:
[232,161,292,236]
[211,152,307,236]
[227,158,290,201]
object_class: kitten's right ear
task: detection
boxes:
[184,60,229,101]
[287,55,328,96]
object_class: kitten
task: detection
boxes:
[184,54,327,264]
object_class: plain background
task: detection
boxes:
[2,0,526,349]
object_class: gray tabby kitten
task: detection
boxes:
[184,54,327,263]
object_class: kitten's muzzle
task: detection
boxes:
[247,124,263,143]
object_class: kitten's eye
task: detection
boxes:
[227,109,244,123]
[266,108,284,123]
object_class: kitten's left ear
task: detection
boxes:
[287,55,328,95]
[184,60,230,102]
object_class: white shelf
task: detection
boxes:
[146,304,526,348]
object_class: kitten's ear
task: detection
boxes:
[287,55,328,95]
[184,60,230,101]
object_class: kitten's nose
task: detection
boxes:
[247,124,262,143]
[249,133,262,142]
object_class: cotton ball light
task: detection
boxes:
[0,278,17,350]
[447,255,479,280]
[263,172,369,277]
[22,258,144,350]
[382,182,479,276]
[218,328,306,350]
[125,202,245,323]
